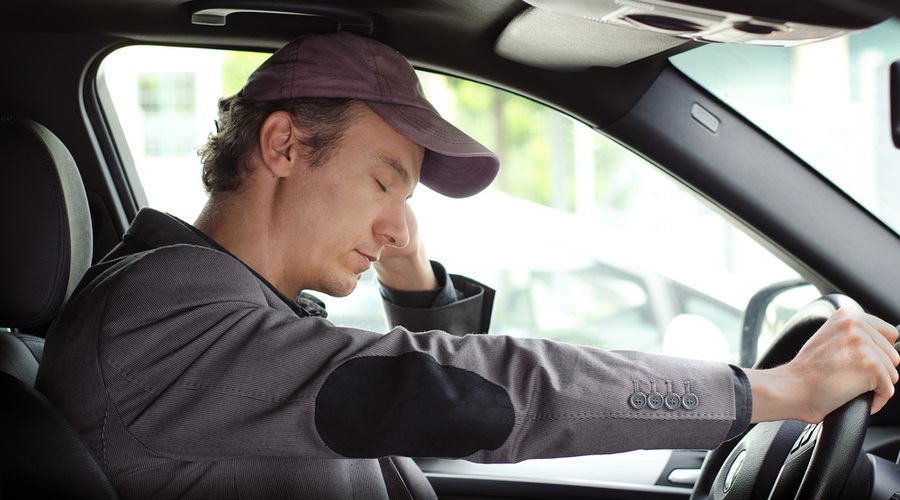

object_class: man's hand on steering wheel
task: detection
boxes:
[745,302,900,425]
[692,296,900,500]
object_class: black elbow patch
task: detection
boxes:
[315,352,514,458]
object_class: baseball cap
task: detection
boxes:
[241,32,500,198]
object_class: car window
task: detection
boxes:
[99,45,806,367]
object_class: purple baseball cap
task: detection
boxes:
[241,32,500,198]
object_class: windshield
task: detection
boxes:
[673,19,900,233]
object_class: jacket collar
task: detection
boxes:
[103,208,327,318]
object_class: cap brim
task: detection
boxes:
[367,102,500,198]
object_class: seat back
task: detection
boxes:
[0,117,93,331]
[0,116,93,383]
[0,370,120,498]
[0,117,118,498]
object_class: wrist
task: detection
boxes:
[745,366,808,423]
[374,251,438,291]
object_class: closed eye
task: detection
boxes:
[375,179,387,193]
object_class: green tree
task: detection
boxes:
[428,74,641,217]
[221,51,270,97]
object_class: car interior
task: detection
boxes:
[2,0,900,498]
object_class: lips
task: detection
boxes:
[357,250,376,263]
[356,250,376,273]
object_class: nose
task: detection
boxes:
[375,202,410,249]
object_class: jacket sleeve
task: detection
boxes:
[380,267,495,335]
[97,245,739,464]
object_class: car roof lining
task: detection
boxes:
[494,7,689,71]
[5,0,886,131]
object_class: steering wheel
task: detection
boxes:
[690,294,872,500]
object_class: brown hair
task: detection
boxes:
[198,96,364,193]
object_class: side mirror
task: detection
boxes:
[892,59,899,149]
[739,280,819,367]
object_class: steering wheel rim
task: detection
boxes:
[691,294,871,500]
[792,391,871,499]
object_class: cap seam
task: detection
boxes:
[360,37,388,100]
[280,42,296,99]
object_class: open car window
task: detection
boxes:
[100,45,812,366]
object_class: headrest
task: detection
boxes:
[0,117,92,329]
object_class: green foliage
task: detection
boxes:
[423,74,638,215]
[220,51,270,97]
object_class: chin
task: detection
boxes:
[316,275,359,298]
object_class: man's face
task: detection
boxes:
[276,104,424,297]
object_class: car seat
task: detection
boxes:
[0,116,119,498]
[0,116,92,382]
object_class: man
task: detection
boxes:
[37,32,899,499]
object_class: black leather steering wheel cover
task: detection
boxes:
[708,419,807,499]
[794,392,872,499]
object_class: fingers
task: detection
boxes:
[872,394,890,414]
[858,312,900,381]
[372,202,437,291]
[751,304,899,423]
[869,346,897,414]
[858,312,900,387]
[872,376,895,414]
[862,311,900,350]
[831,307,899,366]
[832,307,900,414]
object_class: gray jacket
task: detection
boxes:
[37,209,745,499]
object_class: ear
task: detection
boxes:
[259,111,297,178]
